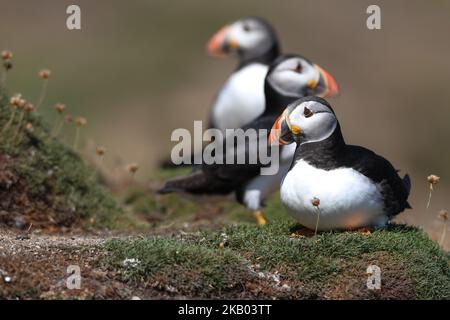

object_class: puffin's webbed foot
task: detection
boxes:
[253,210,267,226]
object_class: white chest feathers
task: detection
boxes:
[212,63,268,131]
[280,160,387,230]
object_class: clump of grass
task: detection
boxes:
[105,237,250,295]
[104,222,450,299]
[12,102,33,141]
[0,76,131,230]
[426,174,440,209]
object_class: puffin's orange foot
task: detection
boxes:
[356,227,372,236]
[290,227,316,238]
[254,211,267,226]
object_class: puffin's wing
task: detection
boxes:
[343,145,411,216]
[159,115,277,195]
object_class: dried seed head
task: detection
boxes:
[311,197,320,207]
[3,60,12,70]
[25,122,34,132]
[1,50,13,60]
[75,116,87,127]
[17,99,26,108]
[38,69,51,79]
[438,209,448,221]
[427,174,440,185]
[126,163,139,174]
[96,146,106,157]
[54,103,66,114]
[65,115,74,123]
[24,103,34,112]
[10,95,21,106]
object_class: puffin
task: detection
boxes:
[206,17,280,131]
[269,96,411,231]
[159,55,339,225]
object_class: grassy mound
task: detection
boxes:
[105,193,450,299]
[0,87,127,229]
[112,169,449,299]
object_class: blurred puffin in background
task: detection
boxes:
[160,17,280,168]
[269,96,411,230]
[207,17,280,131]
[159,55,339,225]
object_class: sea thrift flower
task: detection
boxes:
[38,69,51,79]
[96,146,106,157]
[426,174,440,209]
[1,50,13,60]
[1,50,13,87]
[35,68,51,110]
[311,197,321,235]
[126,163,139,175]
[73,116,87,151]
[25,122,34,133]
[24,103,34,113]
[2,94,22,133]
[52,103,67,137]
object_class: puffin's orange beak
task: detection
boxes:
[318,65,339,97]
[269,114,284,146]
[269,110,294,146]
[206,26,229,58]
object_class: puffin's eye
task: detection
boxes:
[242,23,251,32]
[303,107,313,118]
[294,62,303,73]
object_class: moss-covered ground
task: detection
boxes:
[0,87,133,229]
[105,197,450,299]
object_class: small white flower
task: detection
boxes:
[122,258,141,268]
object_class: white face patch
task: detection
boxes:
[287,101,337,144]
[267,58,319,97]
[228,19,272,53]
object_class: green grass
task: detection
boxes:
[0,87,133,229]
[105,219,450,299]
[115,169,449,299]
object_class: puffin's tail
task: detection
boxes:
[158,170,214,195]
[403,174,411,195]
[403,174,412,209]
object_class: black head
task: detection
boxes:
[269,96,342,146]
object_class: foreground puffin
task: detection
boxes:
[269,96,411,230]
[160,55,339,225]
[207,17,280,131]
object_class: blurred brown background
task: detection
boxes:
[1,0,449,236]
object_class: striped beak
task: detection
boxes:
[317,65,339,97]
[269,109,296,146]
[206,26,238,57]
[318,65,339,97]
[308,64,340,98]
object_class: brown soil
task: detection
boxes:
[0,154,61,230]
[0,228,317,299]
[325,252,416,300]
